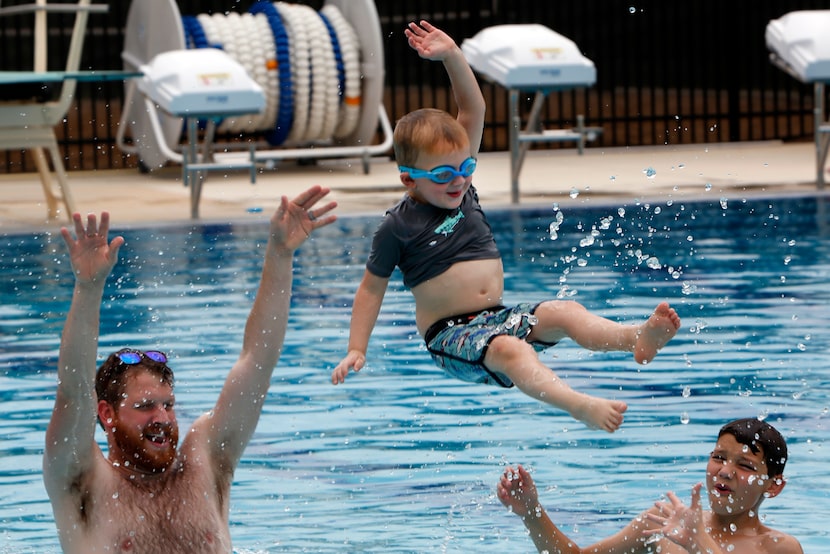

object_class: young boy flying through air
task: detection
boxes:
[497,418,804,553]
[331,20,681,433]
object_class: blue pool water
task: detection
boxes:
[1,194,828,552]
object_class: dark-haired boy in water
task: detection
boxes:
[498,418,804,553]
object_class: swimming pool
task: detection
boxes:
[1,194,828,552]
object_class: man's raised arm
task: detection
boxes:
[43,213,124,497]
[204,185,337,467]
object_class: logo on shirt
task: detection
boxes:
[433,210,464,236]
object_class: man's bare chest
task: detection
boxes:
[79,464,232,553]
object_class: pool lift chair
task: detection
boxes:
[0,0,107,221]
[766,10,830,189]
[462,24,601,203]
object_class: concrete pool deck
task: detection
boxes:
[1,139,827,232]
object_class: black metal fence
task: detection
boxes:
[2,0,828,173]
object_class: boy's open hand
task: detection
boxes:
[404,20,457,62]
[643,482,704,548]
[497,465,541,519]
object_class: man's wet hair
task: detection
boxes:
[719,418,788,477]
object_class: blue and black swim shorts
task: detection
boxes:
[424,302,556,388]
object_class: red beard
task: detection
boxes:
[112,419,179,474]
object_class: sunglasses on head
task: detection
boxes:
[116,349,168,365]
[399,157,477,184]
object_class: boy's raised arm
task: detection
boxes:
[405,20,486,155]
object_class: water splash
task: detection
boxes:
[549,210,564,240]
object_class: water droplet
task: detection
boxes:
[549,211,564,240]
[680,412,690,424]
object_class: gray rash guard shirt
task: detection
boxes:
[366,186,501,288]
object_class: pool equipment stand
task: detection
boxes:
[766,10,830,189]
[136,48,265,217]
[462,24,602,203]
[118,0,391,218]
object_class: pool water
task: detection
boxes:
[1,194,828,552]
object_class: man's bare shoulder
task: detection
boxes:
[183,412,234,466]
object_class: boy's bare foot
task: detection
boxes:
[570,395,628,433]
[634,302,681,364]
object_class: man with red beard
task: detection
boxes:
[43,186,336,553]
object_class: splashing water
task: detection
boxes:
[0,196,827,551]
[549,210,565,240]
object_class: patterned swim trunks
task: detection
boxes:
[424,302,556,388]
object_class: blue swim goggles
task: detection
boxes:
[116,349,168,365]
[398,157,477,184]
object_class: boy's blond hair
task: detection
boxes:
[393,108,469,167]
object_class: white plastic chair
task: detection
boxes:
[0,0,100,220]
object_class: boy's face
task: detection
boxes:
[401,148,473,210]
[705,433,784,515]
